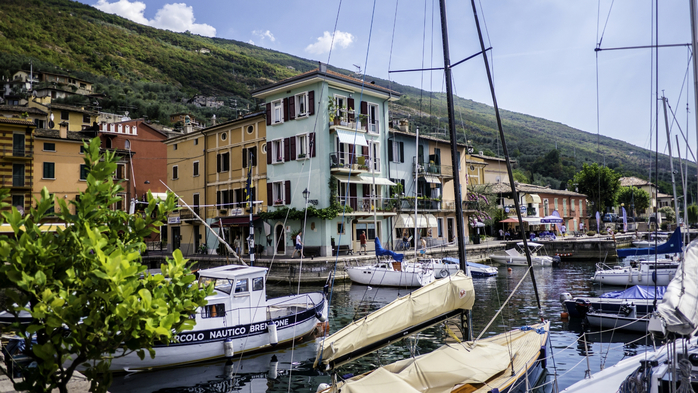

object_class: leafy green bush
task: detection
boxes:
[586,231,596,236]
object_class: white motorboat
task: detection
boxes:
[584,303,651,333]
[489,242,559,266]
[591,260,679,286]
[412,257,498,278]
[559,285,665,318]
[107,264,327,371]
[345,259,435,287]
[631,232,669,247]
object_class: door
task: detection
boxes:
[193,225,200,252]
[447,218,455,243]
[172,226,181,251]
[275,224,286,255]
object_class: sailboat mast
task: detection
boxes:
[691,0,698,206]
[676,135,689,246]
[662,96,681,227]
[414,127,420,261]
[469,0,542,312]
[438,0,471,341]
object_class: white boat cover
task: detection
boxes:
[315,272,474,368]
[656,240,698,335]
[341,341,510,393]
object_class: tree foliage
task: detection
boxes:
[659,206,676,223]
[568,163,621,213]
[0,138,212,393]
[616,186,650,217]
[688,204,698,224]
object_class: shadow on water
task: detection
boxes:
[111,261,657,392]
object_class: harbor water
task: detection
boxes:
[110,261,657,392]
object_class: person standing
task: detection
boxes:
[233,235,241,256]
[561,224,566,237]
[292,231,304,258]
[498,228,504,240]
[359,230,367,255]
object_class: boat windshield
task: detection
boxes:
[199,277,234,294]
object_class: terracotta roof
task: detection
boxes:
[0,117,36,126]
[46,103,96,115]
[469,154,514,163]
[490,182,587,197]
[34,128,97,141]
[389,129,470,148]
[620,176,654,187]
[0,105,47,115]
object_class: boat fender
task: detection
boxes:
[316,383,331,393]
[269,354,279,379]
[619,304,632,316]
[439,269,449,278]
[316,311,327,322]
[652,270,657,283]
[268,322,279,346]
[638,270,642,282]
[224,338,234,358]
[539,345,547,369]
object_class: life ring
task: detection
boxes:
[439,269,450,278]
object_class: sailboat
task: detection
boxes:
[344,238,435,287]
[314,0,551,391]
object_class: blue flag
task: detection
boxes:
[596,211,601,232]
[622,207,627,232]
[245,151,253,201]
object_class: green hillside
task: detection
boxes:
[0,0,693,197]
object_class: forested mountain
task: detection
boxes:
[0,0,693,196]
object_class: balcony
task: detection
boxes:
[1,174,32,189]
[1,146,33,160]
[412,157,453,178]
[462,200,479,212]
[330,152,380,174]
[336,195,400,213]
[329,118,380,134]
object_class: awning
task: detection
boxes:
[522,217,541,225]
[499,218,519,223]
[335,129,368,146]
[149,192,168,200]
[421,175,441,184]
[424,214,438,228]
[524,194,541,204]
[211,216,260,227]
[333,175,395,186]
[394,214,414,229]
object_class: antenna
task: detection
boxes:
[352,64,362,75]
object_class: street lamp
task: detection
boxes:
[302,188,309,202]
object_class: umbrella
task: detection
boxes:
[499,218,520,223]
[540,215,563,224]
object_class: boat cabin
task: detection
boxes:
[195,265,269,329]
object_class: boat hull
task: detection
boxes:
[108,294,326,372]
[346,266,434,287]
[585,313,650,333]
[591,268,676,286]
[489,254,553,266]
[563,298,656,318]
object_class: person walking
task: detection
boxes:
[292,231,304,258]
[498,228,504,240]
[561,224,567,237]
[233,235,241,256]
[359,230,367,255]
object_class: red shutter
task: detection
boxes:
[348,144,354,163]
[363,184,370,197]
[308,91,315,115]
[349,183,357,210]
[289,136,296,160]
[284,138,290,162]
[289,96,295,120]
[267,183,273,206]
[266,142,272,164]
[283,97,289,122]
[360,101,368,115]
[309,132,316,157]
[266,103,272,125]
[284,180,291,204]
[362,146,368,157]
[348,98,355,121]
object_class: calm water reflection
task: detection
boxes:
[110,261,655,393]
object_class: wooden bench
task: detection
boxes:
[333,244,353,256]
[303,246,322,258]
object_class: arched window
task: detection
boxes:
[125,140,131,150]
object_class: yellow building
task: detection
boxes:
[0,117,35,213]
[165,113,267,255]
[465,155,487,186]
[27,101,98,132]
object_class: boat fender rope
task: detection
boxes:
[536,327,547,335]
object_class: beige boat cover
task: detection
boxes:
[657,241,698,335]
[341,341,511,393]
[315,272,475,368]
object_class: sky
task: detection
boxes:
[81,0,697,158]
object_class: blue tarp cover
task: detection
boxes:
[374,238,404,262]
[599,285,667,299]
[616,228,682,258]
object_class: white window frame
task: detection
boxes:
[125,125,130,134]
[295,92,308,118]
[367,103,379,134]
[117,124,123,133]
[296,133,309,159]
[193,160,200,177]
[172,165,179,180]
[369,141,380,172]
[272,99,284,124]
[124,140,131,150]
[271,139,284,163]
[272,181,285,205]
[334,94,348,121]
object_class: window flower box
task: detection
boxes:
[274,199,284,205]
[297,153,307,159]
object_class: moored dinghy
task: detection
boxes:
[345,238,435,287]
[489,242,559,266]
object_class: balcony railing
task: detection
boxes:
[330,118,380,134]
[330,152,380,172]
[412,157,453,178]
[1,174,31,188]
[1,146,33,158]
[335,195,401,212]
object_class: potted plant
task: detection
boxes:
[274,198,283,205]
[328,98,340,125]
[298,153,307,159]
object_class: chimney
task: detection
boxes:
[59,121,68,138]
[398,119,409,132]
[319,62,327,73]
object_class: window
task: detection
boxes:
[337,222,345,234]
[579,199,584,216]
[437,218,444,237]
[367,103,379,133]
[43,162,55,179]
[217,152,230,172]
[172,165,179,180]
[115,164,126,180]
[12,164,24,187]
[34,119,45,128]
[554,198,558,211]
[235,279,249,293]
[117,124,123,133]
[271,139,283,163]
[544,199,549,216]
[388,140,404,163]
[242,146,257,168]
[296,134,308,158]
[369,141,380,171]
[43,143,55,152]
[173,144,178,151]
[295,92,308,117]
[193,193,200,215]
[125,125,130,134]
[272,99,283,124]
[194,138,199,145]
[355,222,378,240]
[563,199,567,216]
[105,138,112,149]
[272,181,285,205]
[252,277,264,291]
[201,304,225,318]
[82,114,90,123]
[334,95,347,121]
[61,110,69,120]
[220,132,227,141]
[124,140,131,150]
[80,145,86,154]
[12,134,25,157]
[79,164,89,180]
[247,125,254,134]
[12,195,24,210]
[193,161,200,176]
